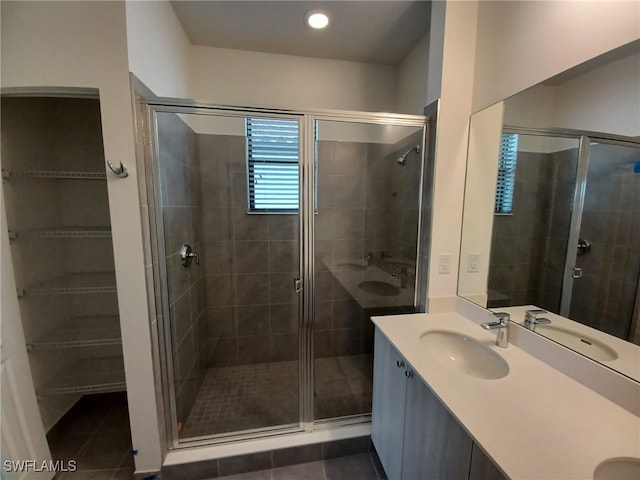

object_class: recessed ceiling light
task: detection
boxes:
[306,10,330,29]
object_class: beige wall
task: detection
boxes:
[429,0,640,309]
[473,0,640,112]
[458,102,504,303]
[125,0,191,98]
[425,0,479,311]
[397,33,431,115]
[553,51,640,137]
[125,1,429,114]
[188,45,397,112]
[504,51,640,142]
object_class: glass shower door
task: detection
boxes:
[312,118,425,422]
[151,109,303,440]
[564,140,640,340]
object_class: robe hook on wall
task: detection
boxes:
[106,160,128,178]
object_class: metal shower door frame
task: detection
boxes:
[504,126,640,320]
[302,112,428,431]
[144,104,307,448]
[560,134,640,324]
[140,97,428,450]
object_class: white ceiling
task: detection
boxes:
[170,1,431,65]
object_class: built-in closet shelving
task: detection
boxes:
[1,96,125,430]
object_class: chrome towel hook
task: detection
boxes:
[106,160,128,178]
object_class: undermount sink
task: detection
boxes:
[336,262,367,271]
[358,280,400,296]
[534,324,618,362]
[420,330,509,380]
[593,458,640,479]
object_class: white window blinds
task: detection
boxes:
[495,133,519,214]
[246,118,299,212]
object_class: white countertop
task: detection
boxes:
[492,305,640,382]
[373,312,640,480]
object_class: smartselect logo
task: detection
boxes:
[3,460,77,473]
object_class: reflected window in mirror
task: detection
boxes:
[495,133,518,214]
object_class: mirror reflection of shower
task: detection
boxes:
[397,144,421,165]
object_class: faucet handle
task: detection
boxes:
[525,309,547,324]
[481,312,510,348]
[492,312,510,323]
[524,309,551,329]
[481,312,510,329]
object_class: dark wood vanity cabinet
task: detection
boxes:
[372,329,508,480]
[469,444,508,480]
[371,328,409,479]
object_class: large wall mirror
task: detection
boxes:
[459,40,640,382]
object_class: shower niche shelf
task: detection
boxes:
[37,356,126,396]
[27,316,121,350]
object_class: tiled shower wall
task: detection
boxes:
[200,133,424,366]
[538,149,578,311]
[315,134,421,359]
[156,113,208,425]
[488,151,552,307]
[315,140,371,358]
[488,149,577,309]
[369,132,423,264]
[200,134,300,368]
[571,144,640,339]
[489,143,639,341]
[393,138,423,265]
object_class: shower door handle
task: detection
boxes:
[294,278,303,293]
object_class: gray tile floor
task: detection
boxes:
[48,358,377,479]
[182,354,373,438]
[49,392,134,480]
[213,453,385,480]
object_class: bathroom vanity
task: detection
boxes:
[371,307,640,480]
[372,325,504,480]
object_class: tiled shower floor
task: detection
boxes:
[181,354,373,438]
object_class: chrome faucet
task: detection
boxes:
[392,265,408,288]
[481,312,510,348]
[365,252,373,266]
[524,309,551,331]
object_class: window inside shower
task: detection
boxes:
[246,117,300,212]
[143,106,428,445]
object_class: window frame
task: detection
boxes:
[246,117,301,214]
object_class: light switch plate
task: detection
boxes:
[438,253,451,274]
[468,253,480,273]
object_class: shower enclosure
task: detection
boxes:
[140,102,429,446]
[488,128,640,342]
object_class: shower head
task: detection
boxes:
[397,145,421,165]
